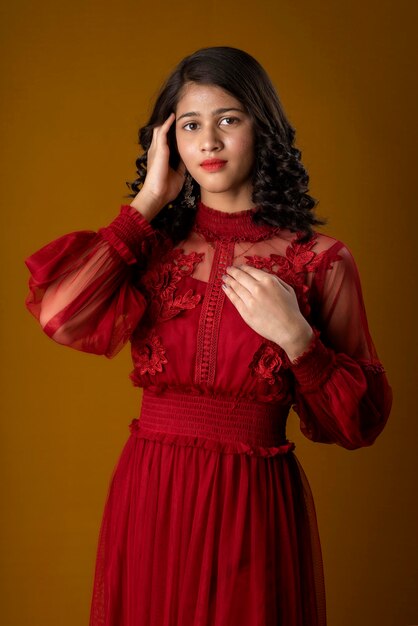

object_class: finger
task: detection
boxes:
[159,112,176,132]
[221,282,244,313]
[222,270,252,302]
[236,264,292,291]
[232,264,273,281]
[152,113,175,140]
[225,265,263,294]
[150,125,159,145]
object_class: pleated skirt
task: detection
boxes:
[89,390,327,626]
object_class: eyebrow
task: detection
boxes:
[176,107,246,121]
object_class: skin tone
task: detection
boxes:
[174,81,256,214]
[130,82,314,362]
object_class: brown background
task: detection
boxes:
[1,1,417,624]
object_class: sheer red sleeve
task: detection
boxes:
[287,242,393,450]
[24,205,164,358]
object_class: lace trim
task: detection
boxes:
[194,241,235,385]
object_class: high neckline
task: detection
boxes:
[192,199,278,243]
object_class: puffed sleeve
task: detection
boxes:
[287,242,393,450]
[24,204,167,358]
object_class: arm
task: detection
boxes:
[286,243,393,450]
[24,204,169,358]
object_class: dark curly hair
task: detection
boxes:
[125,46,327,245]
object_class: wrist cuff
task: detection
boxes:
[98,205,160,265]
[286,326,337,391]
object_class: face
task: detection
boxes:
[175,82,256,198]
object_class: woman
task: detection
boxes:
[24,46,393,626]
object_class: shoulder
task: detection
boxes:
[267,228,360,278]
[301,229,346,254]
[314,231,358,263]
[271,227,350,258]
[300,231,362,284]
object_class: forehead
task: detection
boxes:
[176,83,244,111]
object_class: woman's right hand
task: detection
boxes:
[130,112,188,219]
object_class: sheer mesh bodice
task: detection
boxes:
[25,199,392,450]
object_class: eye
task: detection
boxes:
[183,122,198,131]
[220,116,239,126]
[182,117,240,131]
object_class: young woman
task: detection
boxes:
[24,46,393,626]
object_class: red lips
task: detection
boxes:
[200,159,227,165]
[200,159,228,171]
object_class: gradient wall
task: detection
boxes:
[1,1,416,624]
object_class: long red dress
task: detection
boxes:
[24,200,393,626]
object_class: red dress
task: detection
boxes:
[24,200,393,626]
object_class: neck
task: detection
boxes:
[199,188,256,214]
[193,199,279,243]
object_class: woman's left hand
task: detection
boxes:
[222,264,314,360]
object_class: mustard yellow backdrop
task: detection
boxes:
[1,0,416,624]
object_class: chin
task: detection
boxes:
[198,184,236,196]
[194,176,239,192]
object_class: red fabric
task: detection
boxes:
[24,200,393,626]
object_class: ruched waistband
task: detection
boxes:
[129,390,295,457]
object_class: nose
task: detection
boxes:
[200,124,223,152]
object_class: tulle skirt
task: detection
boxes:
[89,390,327,626]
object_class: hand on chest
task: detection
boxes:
[129,233,328,395]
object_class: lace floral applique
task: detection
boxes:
[244,233,338,317]
[142,248,204,321]
[249,341,289,385]
[247,338,294,403]
[130,248,204,382]
[132,329,168,375]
